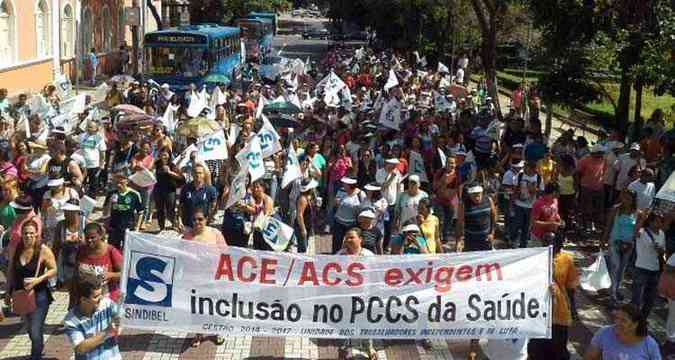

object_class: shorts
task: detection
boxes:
[579,186,604,215]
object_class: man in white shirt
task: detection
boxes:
[395,175,428,232]
[628,168,656,210]
[78,120,107,197]
[376,158,402,250]
[614,143,646,192]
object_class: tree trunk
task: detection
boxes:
[146,0,163,30]
[545,100,553,139]
[615,63,632,131]
[482,18,503,121]
[634,77,643,123]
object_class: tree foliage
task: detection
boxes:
[189,0,292,25]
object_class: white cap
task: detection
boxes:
[300,179,319,192]
[512,160,525,168]
[340,177,357,185]
[47,178,65,187]
[62,203,80,212]
[630,143,641,151]
[512,143,524,149]
[385,158,400,165]
[467,185,484,194]
[408,174,421,184]
[402,224,421,233]
[364,183,381,191]
[591,143,606,153]
[161,83,171,89]
[358,210,376,219]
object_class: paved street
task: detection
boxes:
[0,14,669,360]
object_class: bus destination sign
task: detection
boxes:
[145,33,207,44]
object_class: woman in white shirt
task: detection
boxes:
[631,211,666,317]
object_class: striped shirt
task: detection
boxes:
[65,298,122,360]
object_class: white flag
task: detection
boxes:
[210,86,227,107]
[409,150,429,183]
[318,71,347,96]
[174,144,197,170]
[419,56,428,68]
[281,143,302,189]
[236,136,265,182]
[257,215,295,252]
[19,113,31,138]
[240,39,246,63]
[161,104,180,133]
[305,56,312,73]
[438,62,449,74]
[197,130,228,161]
[378,97,401,130]
[69,94,87,116]
[227,123,241,148]
[28,94,50,118]
[257,116,282,159]
[438,147,448,168]
[384,69,399,92]
[225,169,249,210]
[187,91,206,118]
[355,47,365,60]
[256,95,268,119]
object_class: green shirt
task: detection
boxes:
[0,203,16,230]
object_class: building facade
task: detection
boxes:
[0,0,161,96]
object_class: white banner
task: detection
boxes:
[121,232,552,340]
[379,97,401,130]
[197,130,228,161]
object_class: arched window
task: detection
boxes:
[0,0,16,66]
[102,6,112,51]
[82,7,93,56]
[35,0,51,57]
[61,4,74,57]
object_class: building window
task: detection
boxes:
[0,0,16,66]
[61,4,74,57]
[36,0,51,57]
[102,6,112,51]
[82,7,93,55]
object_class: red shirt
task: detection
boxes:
[577,155,605,191]
[530,196,560,239]
[77,245,123,301]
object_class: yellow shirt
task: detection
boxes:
[537,158,556,185]
[552,251,579,326]
[558,173,576,196]
[419,214,440,253]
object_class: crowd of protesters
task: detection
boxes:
[0,40,674,360]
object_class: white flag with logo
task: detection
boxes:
[384,69,399,92]
[236,136,265,182]
[281,143,302,189]
[409,150,429,183]
[255,215,295,252]
[438,62,449,74]
[378,97,401,130]
[318,71,347,96]
[225,169,249,209]
[197,130,228,161]
[210,86,227,107]
[257,116,282,159]
[256,95,268,119]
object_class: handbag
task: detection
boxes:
[11,251,43,316]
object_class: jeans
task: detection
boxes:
[138,187,152,223]
[24,291,50,360]
[632,267,660,317]
[510,205,532,248]
[609,241,634,302]
[85,167,101,197]
[433,201,454,242]
[153,190,176,230]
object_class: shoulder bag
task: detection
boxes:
[11,249,43,315]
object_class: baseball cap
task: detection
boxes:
[467,185,484,194]
[408,174,421,184]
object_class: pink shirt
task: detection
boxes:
[577,155,605,191]
[182,227,228,248]
[531,196,560,239]
[329,156,352,183]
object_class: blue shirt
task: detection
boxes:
[65,298,122,360]
[590,325,661,360]
[179,181,217,227]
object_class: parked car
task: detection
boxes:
[303,28,329,40]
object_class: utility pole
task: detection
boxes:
[132,0,140,75]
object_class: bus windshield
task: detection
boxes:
[239,23,261,39]
[145,47,211,78]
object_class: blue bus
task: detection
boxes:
[144,24,241,90]
[236,17,274,62]
[248,12,278,35]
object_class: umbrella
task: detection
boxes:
[176,117,221,138]
[448,84,469,99]
[263,101,302,115]
[204,74,231,85]
[109,75,136,84]
[112,104,145,115]
[115,113,158,131]
[268,114,302,128]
